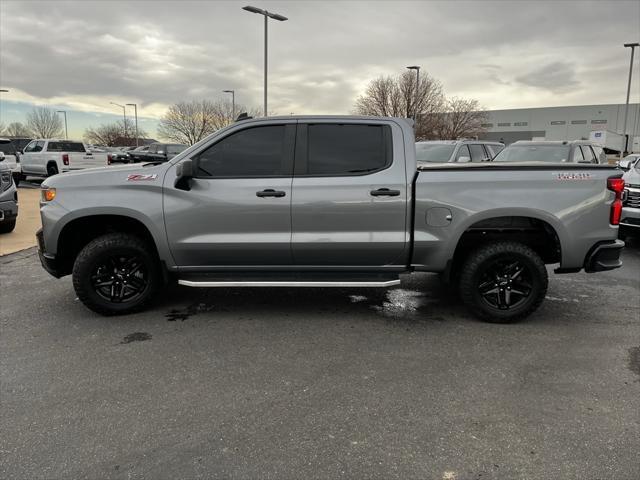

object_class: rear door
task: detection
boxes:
[290,121,408,266]
[163,121,296,267]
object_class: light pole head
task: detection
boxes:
[243,5,265,14]
[624,42,640,48]
[268,12,288,21]
[223,90,234,94]
[126,103,136,107]
[407,65,420,71]
[0,89,8,93]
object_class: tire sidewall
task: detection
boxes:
[73,236,160,315]
[461,243,548,323]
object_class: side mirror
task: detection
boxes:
[457,156,471,163]
[175,159,193,191]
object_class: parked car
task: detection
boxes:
[617,153,640,171]
[0,138,22,185]
[415,140,505,163]
[620,162,640,238]
[36,115,625,322]
[127,145,150,163]
[144,143,188,162]
[0,160,18,233]
[93,146,130,164]
[493,140,606,164]
[20,139,110,177]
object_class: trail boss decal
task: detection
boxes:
[555,172,593,181]
[127,174,158,181]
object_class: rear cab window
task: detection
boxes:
[580,145,597,164]
[469,144,489,162]
[47,142,86,152]
[454,145,471,162]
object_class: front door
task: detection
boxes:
[163,122,296,268]
[291,122,409,267]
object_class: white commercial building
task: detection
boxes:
[478,103,640,152]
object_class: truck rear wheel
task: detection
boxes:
[72,233,161,315]
[459,241,547,323]
[47,164,59,177]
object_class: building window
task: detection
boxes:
[513,122,528,126]
[550,121,566,125]
[497,122,511,127]
[571,120,587,125]
[591,119,607,124]
[481,123,493,128]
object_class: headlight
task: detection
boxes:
[41,187,57,202]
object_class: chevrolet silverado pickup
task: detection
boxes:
[20,139,110,177]
[36,116,625,322]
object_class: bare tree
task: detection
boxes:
[84,118,147,146]
[354,70,445,134]
[432,98,488,140]
[5,122,33,137]
[0,122,5,136]
[26,107,64,138]
[158,99,260,145]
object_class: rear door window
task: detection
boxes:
[469,144,488,162]
[454,145,471,162]
[571,147,585,162]
[580,146,597,164]
[297,124,392,175]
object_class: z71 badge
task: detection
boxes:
[127,174,158,181]
[555,172,592,181]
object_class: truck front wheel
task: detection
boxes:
[72,233,161,315]
[459,241,547,323]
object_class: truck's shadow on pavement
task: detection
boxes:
[154,272,468,326]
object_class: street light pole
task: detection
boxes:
[126,103,139,147]
[110,102,127,140]
[622,42,639,158]
[57,111,68,139]
[406,66,421,123]
[242,6,288,117]
[223,90,236,120]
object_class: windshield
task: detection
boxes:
[493,145,570,162]
[415,143,456,163]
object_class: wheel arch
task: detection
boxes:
[53,210,170,276]
[445,209,566,281]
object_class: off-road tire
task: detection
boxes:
[459,241,548,323]
[47,163,59,177]
[72,233,161,316]
[0,219,16,234]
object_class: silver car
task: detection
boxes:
[620,162,640,238]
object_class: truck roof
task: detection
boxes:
[416,139,504,145]
[236,114,413,124]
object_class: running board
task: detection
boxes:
[178,279,401,288]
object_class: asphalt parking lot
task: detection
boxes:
[1,240,639,480]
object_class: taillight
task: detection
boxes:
[607,177,625,225]
[107,154,112,165]
[62,153,69,165]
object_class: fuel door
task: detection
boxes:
[426,207,453,227]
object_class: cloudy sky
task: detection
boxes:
[1,0,639,139]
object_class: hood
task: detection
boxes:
[42,162,169,188]
[623,167,640,185]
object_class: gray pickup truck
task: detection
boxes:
[36,116,625,322]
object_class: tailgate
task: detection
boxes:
[68,152,107,170]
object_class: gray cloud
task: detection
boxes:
[515,61,581,93]
[1,0,639,121]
